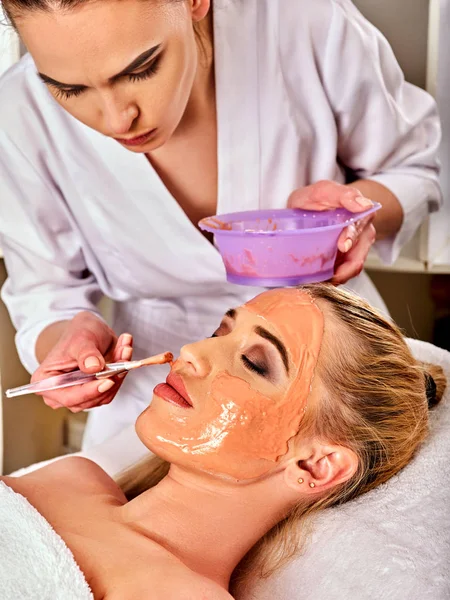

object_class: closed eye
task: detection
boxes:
[241,355,268,377]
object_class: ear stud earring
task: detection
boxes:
[309,482,316,488]
[297,478,304,484]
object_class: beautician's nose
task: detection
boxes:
[179,342,212,378]
[102,94,139,136]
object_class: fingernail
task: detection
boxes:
[121,346,133,361]
[343,239,353,253]
[122,334,132,345]
[355,196,373,208]
[98,379,115,394]
[85,356,101,369]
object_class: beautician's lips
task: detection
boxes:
[114,128,156,147]
[154,372,193,409]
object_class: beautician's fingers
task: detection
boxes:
[110,333,133,363]
[71,336,134,410]
[68,312,116,373]
[39,336,133,411]
[332,221,377,285]
[33,313,118,382]
[39,374,120,409]
[337,215,373,253]
[288,181,373,212]
[67,383,119,412]
[69,368,131,411]
[61,338,133,412]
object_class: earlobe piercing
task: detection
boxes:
[309,482,316,488]
[297,478,304,484]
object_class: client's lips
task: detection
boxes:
[154,372,193,409]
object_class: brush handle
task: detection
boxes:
[5,370,99,398]
[5,353,173,399]
[5,362,127,398]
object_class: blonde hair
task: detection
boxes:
[117,284,446,593]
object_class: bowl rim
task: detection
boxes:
[198,203,381,236]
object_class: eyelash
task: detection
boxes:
[127,57,161,82]
[53,56,161,101]
[54,87,84,101]
[241,355,268,377]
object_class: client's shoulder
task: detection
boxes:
[46,456,126,498]
[10,456,126,503]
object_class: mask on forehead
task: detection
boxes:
[152,289,324,480]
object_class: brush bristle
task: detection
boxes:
[139,352,173,366]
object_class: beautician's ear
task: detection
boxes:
[283,441,358,494]
[190,0,211,22]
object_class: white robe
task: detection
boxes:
[0,0,441,447]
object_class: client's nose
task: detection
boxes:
[179,342,211,378]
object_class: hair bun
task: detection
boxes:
[424,373,438,408]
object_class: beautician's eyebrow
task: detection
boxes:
[109,45,161,81]
[254,326,290,375]
[38,44,161,90]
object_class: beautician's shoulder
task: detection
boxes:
[276,0,356,51]
[276,0,335,31]
[274,0,335,69]
[276,0,354,25]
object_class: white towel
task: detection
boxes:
[239,339,450,600]
[0,481,93,600]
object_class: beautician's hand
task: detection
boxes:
[31,312,133,413]
[288,180,376,285]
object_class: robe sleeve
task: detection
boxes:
[0,134,104,374]
[279,0,442,263]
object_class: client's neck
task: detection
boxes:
[119,465,294,588]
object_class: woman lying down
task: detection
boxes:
[0,285,446,600]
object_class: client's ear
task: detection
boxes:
[283,440,358,494]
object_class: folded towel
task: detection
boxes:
[239,339,450,600]
[0,481,93,600]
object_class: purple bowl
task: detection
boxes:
[199,204,381,287]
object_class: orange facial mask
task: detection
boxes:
[152,289,324,480]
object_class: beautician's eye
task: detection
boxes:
[53,87,85,101]
[242,355,268,377]
[128,56,161,83]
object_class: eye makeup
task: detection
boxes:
[241,354,268,377]
[127,55,162,82]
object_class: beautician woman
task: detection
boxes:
[0,0,442,451]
